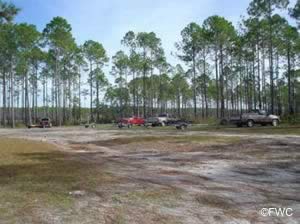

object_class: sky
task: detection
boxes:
[12,0,252,66]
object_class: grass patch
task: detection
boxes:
[190,124,300,135]
[0,138,118,222]
[92,135,240,147]
[195,193,234,209]
[95,123,300,135]
[112,188,182,208]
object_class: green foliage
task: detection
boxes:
[203,16,236,46]
[290,0,300,28]
[0,0,19,23]
[176,22,201,62]
[83,40,108,65]
[248,0,289,17]
[43,17,74,52]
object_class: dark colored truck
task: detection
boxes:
[166,119,191,130]
[229,110,280,127]
[28,118,52,128]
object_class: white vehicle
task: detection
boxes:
[157,113,176,126]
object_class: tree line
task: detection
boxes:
[0,0,299,127]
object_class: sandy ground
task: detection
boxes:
[0,127,299,224]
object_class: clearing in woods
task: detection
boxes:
[0,127,299,224]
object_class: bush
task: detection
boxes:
[281,114,300,124]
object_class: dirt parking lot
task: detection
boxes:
[0,127,299,224]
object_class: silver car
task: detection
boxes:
[230,110,280,127]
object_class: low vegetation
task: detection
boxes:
[0,127,299,223]
[0,138,118,223]
[190,124,300,135]
[91,135,241,147]
[94,123,300,135]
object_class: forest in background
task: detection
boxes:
[0,0,300,127]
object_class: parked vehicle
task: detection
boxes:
[145,117,191,129]
[118,116,145,128]
[144,117,162,127]
[166,119,191,130]
[228,110,280,127]
[28,117,52,128]
[157,113,176,126]
[40,118,52,128]
[85,123,96,128]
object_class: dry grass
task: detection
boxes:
[91,135,240,147]
[113,187,182,207]
[195,193,234,209]
[94,123,300,135]
[190,124,300,135]
[0,138,118,223]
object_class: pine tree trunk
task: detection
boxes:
[220,46,225,118]
[25,71,32,126]
[142,49,146,118]
[287,46,293,115]
[89,61,93,122]
[268,1,274,114]
[257,44,262,109]
[78,71,81,122]
[215,49,219,118]
[192,49,197,119]
[203,55,208,118]
[10,61,15,128]
[2,70,6,127]
[96,77,100,123]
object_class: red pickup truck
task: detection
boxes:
[118,116,145,128]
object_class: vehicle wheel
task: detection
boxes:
[180,125,187,130]
[272,119,279,127]
[247,120,254,128]
[161,122,166,127]
[220,119,228,125]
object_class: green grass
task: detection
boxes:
[0,138,118,222]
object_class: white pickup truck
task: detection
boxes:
[156,113,176,126]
